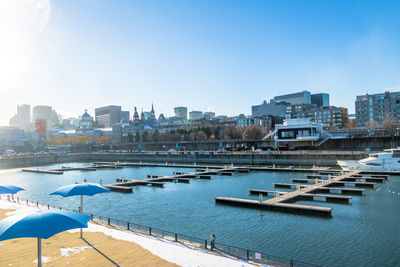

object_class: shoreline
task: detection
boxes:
[0,198,258,267]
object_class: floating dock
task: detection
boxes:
[21,169,63,175]
[216,170,367,216]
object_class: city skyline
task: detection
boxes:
[1,0,400,125]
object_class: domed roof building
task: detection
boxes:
[80,109,93,129]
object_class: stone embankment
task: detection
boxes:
[0,150,365,169]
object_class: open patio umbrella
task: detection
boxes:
[0,185,24,201]
[0,185,24,194]
[0,209,91,267]
[50,183,110,238]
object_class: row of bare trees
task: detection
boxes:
[129,125,269,143]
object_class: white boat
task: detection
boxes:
[337,149,400,172]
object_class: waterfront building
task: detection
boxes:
[174,107,188,120]
[9,104,31,130]
[251,100,288,117]
[189,111,203,120]
[95,105,129,128]
[355,91,400,127]
[274,90,312,105]
[285,105,348,128]
[133,107,139,120]
[203,112,215,120]
[32,105,60,128]
[311,93,330,107]
[79,110,93,129]
[120,111,130,123]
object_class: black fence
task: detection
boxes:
[4,196,321,267]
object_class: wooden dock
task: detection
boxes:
[248,189,352,203]
[216,170,365,216]
[215,197,332,215]
[21,169,64,175]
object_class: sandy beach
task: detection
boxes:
[0,199,256,267]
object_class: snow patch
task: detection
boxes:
[61,246,91,257]
[33,256,51,264]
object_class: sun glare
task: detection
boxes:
[0,0,51,91]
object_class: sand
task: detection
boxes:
[0,203,257,267]
[0,209,178,266]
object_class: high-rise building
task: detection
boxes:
[251,100,288,117]
[189,111,203,120]
[355,91,400,127]
[95,105,122,128]
[120,111,130,123]
[174,107,188,120]
[274,91,312,105]
[9,104,31,129]
[32,105,59,128]
[311,93,330,107]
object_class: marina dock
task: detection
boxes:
[21,168,64,175]
[216,170,373,216]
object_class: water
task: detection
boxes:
[1,163,399,266]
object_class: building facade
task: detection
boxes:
[95,105,129,128]
[174,107,188,120]
[311,93,330,107]
[355,91,400,127]
[274,91,312,105]
[251,100,288,117]
[286,106,348,128]
[189,111,203,120]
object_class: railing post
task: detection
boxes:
[290,259,294,267]
[127,222,130,230]
[149,227,152,235]
[247,250,250,260]
[175,233,177,242]
[108,218,110,225]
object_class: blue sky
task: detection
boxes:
[1,0,400,124]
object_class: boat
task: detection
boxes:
[337,148,400,171]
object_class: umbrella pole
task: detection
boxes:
[38,238,42,267]
[80,195,83,239]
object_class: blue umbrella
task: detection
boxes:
[0,209,91,267]
[0,185,24,195]
[50,183,110,238]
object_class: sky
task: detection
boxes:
[0,0,400,125]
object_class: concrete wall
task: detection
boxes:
[0,151,365,169]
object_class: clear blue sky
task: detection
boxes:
[1,0,400,124]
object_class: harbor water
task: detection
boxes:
[0,163,399,266]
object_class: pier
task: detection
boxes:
[21,168,64,175]
[215,170,379,216]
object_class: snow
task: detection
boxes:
[0,199,257,267]
[61,246,91,257]
[33,256,51,264]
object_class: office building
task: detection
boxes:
[189,111,203,120]
[9,104,31,130]
[95,105,129,127]
[311,93,330,107]
[274,91,312,105]
[252,100,288,117]
[32,105,59,128]
[174,107,188,120]
[286,106,348,128]
[355,91,400,127]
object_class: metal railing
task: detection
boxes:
[2,196,321,267]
